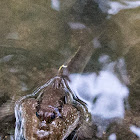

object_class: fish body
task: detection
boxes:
[15,77,83,140]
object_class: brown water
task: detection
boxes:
[0,0,140,139]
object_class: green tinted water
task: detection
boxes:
[0,0,140,139]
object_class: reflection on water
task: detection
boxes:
[95,0,140,15]
[69,57,130,137]
[108,133,116,140]
[70,70,129,118]
[130,125,140,138]
[0,0,140,139]
[51,0,60,11]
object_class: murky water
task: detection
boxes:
[0,0,140,139]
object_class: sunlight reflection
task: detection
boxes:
[69,70,129,119]
[70,56,129,119]
[108,133,117,140]
[95,0,140,15]
[51,0,60,11]
[130,125,140,138]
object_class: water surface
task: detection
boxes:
[0,0,140,139]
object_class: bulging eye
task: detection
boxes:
[50,112,55,120]
[36,112,39,118]
[36,111,44,120]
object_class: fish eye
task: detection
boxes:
[50,112,55,120]
[36,112,40,118]
[36,111,44,120]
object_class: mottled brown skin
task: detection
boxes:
[21,80,80,140]
[36,87,65,122]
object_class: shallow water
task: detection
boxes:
[0,0,140,139]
